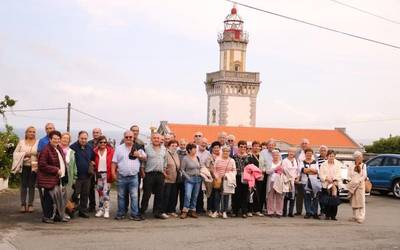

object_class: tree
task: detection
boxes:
[0,95,19,182]
[365,136,400,154]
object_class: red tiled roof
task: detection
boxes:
[167,123,360,149]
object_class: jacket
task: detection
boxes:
[223,171,236,194]
[93,145,115,183]
[243,164,263,188]
[70,141,94,179]
[164,150,180,183]
[319,159,342,189]
[37,144,68,189]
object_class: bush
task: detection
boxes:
[0,125,20,182]
[365,135,400,154]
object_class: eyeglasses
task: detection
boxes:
[239,145,247,148]
[194,135,202,137]
[99,141,107,144]
[125,136,133,139]
[228,140,234,142]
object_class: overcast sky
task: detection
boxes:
[1,0,399,143]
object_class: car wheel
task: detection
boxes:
[392,180,400,199]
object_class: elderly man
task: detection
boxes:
[37,123,55,153]
[112,130,146,221]
[140,133,168,219]
[163,134,173,147]
[218,131,228,147]
[317,145,328,216]
[88,128,102,148]
[193,132,203,146]
[176,138,187,211]
[260,139,276,168]
[227,134,238,157]
[294,138,312,216]
[195,137,210,214]
[70,131,94,218]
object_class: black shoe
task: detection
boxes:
[313,215,320,220]
[88,207,96,213]
[129,216,142,221]
[79,212,90,218]
[288,214,294,218]
[304,214,311,219]
[282,214,287,217]
[139,215,145,221]
[42,217,54,224]
[114,215,125,220]
[331,217,337,221]
[276,215,281,219]
[325,216,330,220]
[294,212,301,216]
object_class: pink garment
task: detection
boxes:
[213,158,236,179]
[243,164,263,188]
[267,182,284,215]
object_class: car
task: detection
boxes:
[366,154,400,199]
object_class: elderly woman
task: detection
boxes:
[162,139,181,218]
[348,151,368,224]
[60,133,77,192]
[180,143,202,219]
[210,146,236,219]
[282,147,298,217]
[13,126,38,213]
[37,130,69,223]
[300,148,321,219]
[205,141,221,217]
[266,149,284,217]
[93,136,115,219]
[319,150,342,221]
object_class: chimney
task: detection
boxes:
[335,127,346,133]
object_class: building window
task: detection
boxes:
[212,109,217,123]
[234,64,240,71]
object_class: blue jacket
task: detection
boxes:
[70,141,94,179]
[37,136,49,153]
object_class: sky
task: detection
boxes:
[0,0,399,144]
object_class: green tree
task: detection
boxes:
[0,95,19,184]
[365,135,400,154]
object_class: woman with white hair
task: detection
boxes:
[266,149,285,217]
[347,151,368,223]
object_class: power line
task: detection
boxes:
[328,0,400,25]
[225,0,400,50]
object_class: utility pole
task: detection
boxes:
[67,102,71,132]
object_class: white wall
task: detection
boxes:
[226,96,251,126]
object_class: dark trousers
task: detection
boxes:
[177,182,185,211]
[20,166,36,206]
[140,172,164,215]
[257,174,267,212]
[162,183,177,213]
[196,182,205,213]
[125,176,141,214]
[295,183,304,214]
[213,190,229,212]
[232,175,249,215]
[283,192,295,216]
[88,175,96,210]
[207,191,215,212]
[326,204,338,219]
[42,189,54,219]
[73,178,90,214]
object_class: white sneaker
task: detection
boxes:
[255,212,264,217]
[247,212,253,217]
[211,212,218,218]
[95,210,104,218]
[207,211,213,217]
[222,212,228,219]
[104,210,110,219]
[160,213,169,219]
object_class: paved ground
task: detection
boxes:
[0,189,399,250]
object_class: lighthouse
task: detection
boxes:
[205,5,261,127]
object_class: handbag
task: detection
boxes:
[212,159,230,190]
[365,179,372,193]
[88,161,95,176]
[169,152,183,184]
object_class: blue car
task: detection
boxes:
[366,154,400,199]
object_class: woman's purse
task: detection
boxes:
[365,179,372,193]
[212,159,230,190]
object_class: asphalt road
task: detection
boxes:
[0,189,399,250]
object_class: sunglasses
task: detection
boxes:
[239,145,247,148]
[194,135,202,137]
[228,139,234,142]
[99,141,107,144]
[125,136,133,139]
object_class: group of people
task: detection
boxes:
[12,123,368,224]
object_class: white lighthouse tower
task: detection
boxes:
[205,5,261,127]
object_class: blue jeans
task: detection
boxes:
[183,176,202,212]
[213,189,229,212]
[117,175,139,217]
[304,191,318,216]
